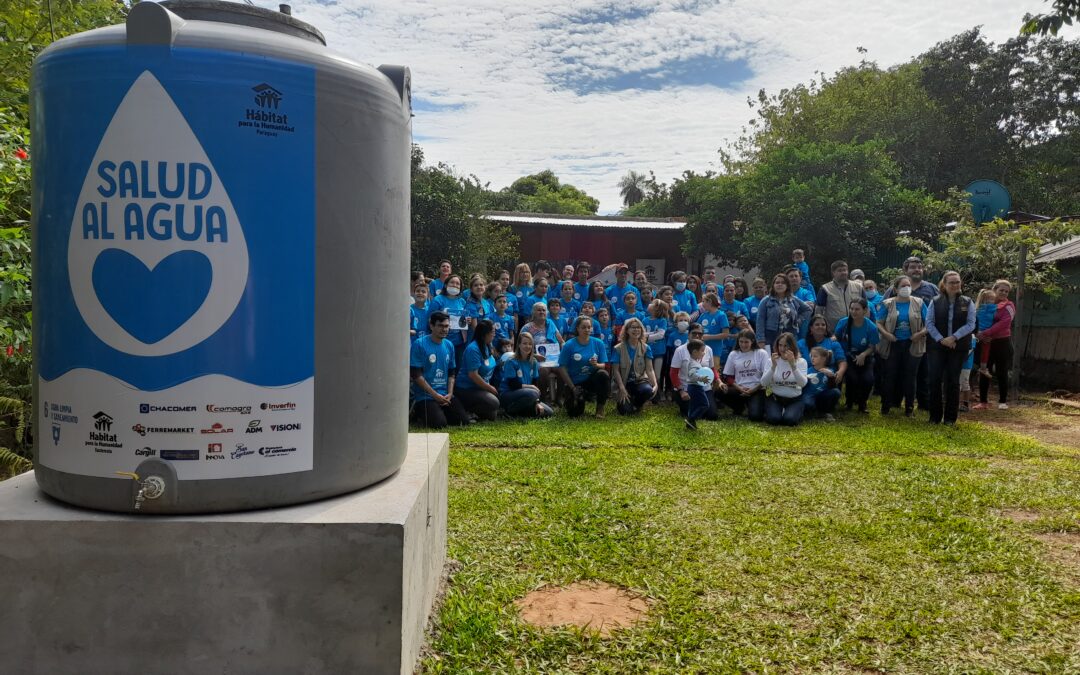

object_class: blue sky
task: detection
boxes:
[275,0,1077,213]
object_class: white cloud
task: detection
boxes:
[272,0,1078,212]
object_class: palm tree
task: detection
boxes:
[618,170,647,207]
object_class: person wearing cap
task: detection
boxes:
[850,269,865,282]
[605,263,641,314]
[815,260,866,334]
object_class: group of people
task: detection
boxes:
[408,250,1017,431]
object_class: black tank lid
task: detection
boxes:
[159,0,326,45]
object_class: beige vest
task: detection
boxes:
[818,280,865,333]
[615,342,648,383]
[876,296,926,359]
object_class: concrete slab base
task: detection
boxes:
[0,433,448,675]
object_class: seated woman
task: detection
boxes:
[454,319,500,422]
[761,332,808,426]
[797,315,847,386]
[557,316,611,418]
[519,302,564,403]
[497,331,554,418]
[802,346,842,421]
[610,317,658,415]
[721,329,769,421]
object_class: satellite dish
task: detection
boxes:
[964,179,1011,224]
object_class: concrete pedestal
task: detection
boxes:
[0,433,448,675]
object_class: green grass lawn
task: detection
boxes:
[420,404,1080,673]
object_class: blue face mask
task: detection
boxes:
[866,290,878,300]
[675,282,687,292]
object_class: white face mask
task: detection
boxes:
[677,321,689,331]
[445,287,461,297]
[675,282,687,292]
[898,286,912,299]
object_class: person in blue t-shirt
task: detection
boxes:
[745,277,767,329]
[718,283,749,321]
[833,297,880,413]
[644,299,671,401]
[876,275,930,416]
[593,306,615,352]
[410,311,470,428]
[863,278,884,315]
[787,267,816,316]
[454,319,500,422]
[557,316,611,418]
[507,262,534,329]
[463,274,495,344]
[572,262,592,304]
[519,278,550,327]
[428,259,452,297]
[803,346,841,420]
[605,263,641,314]
[547,298,572,339]
[557,280,581,320]
[409,282,429,345]
[614,290,647,328]
[428,274,469,364]
[610,318,658,415]
[696,293,730,369]
[792,248,814,292]
[492,295,516,347]
[798,315,847,385]
[670,270,699,317]
[498,331,554,418]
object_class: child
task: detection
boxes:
[680,339,713,430]
[974,288,998,376]
[409,282,429,344]
[696,293,730,369]
[615,290,647,328]
[645,300,671,399]
[595,306,615,352]
[558,280,581,320]
[960,337,975,413]
[548,298,571,339]
[803,346,841,421]
[792,248,814,292]
[493,294,516,348]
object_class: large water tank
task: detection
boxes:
[31,0,411,513]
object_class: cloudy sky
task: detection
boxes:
[273,0,1077,213]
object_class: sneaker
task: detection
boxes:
[959,402,970,413]
[684,417,697,431]
[998,403,1009,410]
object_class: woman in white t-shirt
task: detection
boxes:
[721,329,769,421]
[761,332,808,426]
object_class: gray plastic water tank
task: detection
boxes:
[31,1,411,513]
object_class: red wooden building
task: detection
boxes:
[482,211,694,284]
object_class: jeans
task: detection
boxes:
[979,338,1013,404]
[722,389,765,421]
[805,388,841,416]
[928,345,966,424]
[566,370,611,417]
[765,394,804,426]
[882,340,921,413]
[457,388,499,421]
[686,384,711,421]
[617,381,654,415]
[677,389,720,420]
[413,396,469,429]
[844,358,875,410]
[499,388,552,417]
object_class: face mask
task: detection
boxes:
[675,282,687,292]
[445,287,460,297]
[677,321,689,331]
[866,290,878,300]
[898,287,911,299]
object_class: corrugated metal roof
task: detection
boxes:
[481,211,686,231]
[1035,235,1080,263]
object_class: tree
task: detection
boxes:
[410,146,519,278]
[617,170,648,207]
[1022,0,1080,35]
[498,170,600,215]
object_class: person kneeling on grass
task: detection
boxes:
[680,339,713,430]
[498,331,554,418]
[720,329,768,421]
[761,333,808,426]
[611,318,658,415]
[803,346,842,421]
[410,311,471,428]
[557,316,611,418]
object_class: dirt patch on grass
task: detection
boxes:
[515,581,651,636]
[993,507,1043,523]
[971,406,1080,450]
[1034,532,1080,583]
